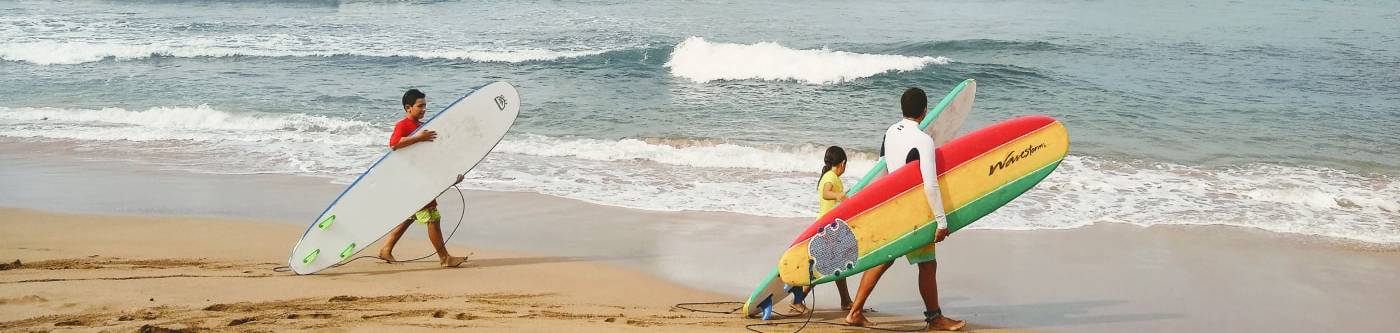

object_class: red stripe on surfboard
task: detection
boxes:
[786,115,1060,246]
[787,159,924,246]
[936,115,1058,174]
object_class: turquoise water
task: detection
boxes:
[1,0,1397,242]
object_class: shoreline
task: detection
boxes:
[2,140,1394,251]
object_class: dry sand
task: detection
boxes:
[0,208,1000,333]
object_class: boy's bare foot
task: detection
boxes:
[789,303,809,315]
[845,312,876,327]
[927,315,966,331]
[377,249,395,263]
[440,256,468,268]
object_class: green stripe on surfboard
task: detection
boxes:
[843,79,971,195]
[743,269,782,309]
[806,159,1063,285]
[946,159,1063,233]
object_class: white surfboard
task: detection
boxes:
[287,81,520,275]
[926,79,975,146]
[865,79,978,179]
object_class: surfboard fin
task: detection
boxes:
[301,249,320,264]
[789,285,807,304]
[317,215,335,230]
[339,243,356,259]
[755,296,775,320]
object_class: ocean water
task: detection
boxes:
[1,0,1397,243]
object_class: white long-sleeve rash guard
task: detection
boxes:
[882,118,947,230]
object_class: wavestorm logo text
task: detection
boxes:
[988,143,1047,176]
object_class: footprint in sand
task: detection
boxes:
[0,295,48,305]
[286,313,335,319]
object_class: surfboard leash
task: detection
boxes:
[742,274,819,333]
[672,301,743,314]
[671,300,931,333]
[739,278,931,333]
[742,288,930,333]
[746,320,930,333]
[272,184,469,273]
[671,285,930,333]
[379,184,469,264]
[669,277,818,333]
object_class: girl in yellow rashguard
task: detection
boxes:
[791,146,854,314]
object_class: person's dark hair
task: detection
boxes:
[901,87,927,119]
[402,89,426,110]
[820,146,848,188]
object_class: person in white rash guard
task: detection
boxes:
[843,87,966,331]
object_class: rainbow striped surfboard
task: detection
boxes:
[742,79,975,318]
[778,115,1068,286]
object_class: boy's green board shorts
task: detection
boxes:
[906,242,936,264]
[413,206,441,224]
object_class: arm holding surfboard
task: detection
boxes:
[390,129,436,150]
[389,93,438,151]
[908,120,950,241]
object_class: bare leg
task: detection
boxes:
[790,287,811,314]
[835,278,853,310]
[378,219,412,262]
[427,219,466,267]
[845,262,893,326]
[917,261,940,316]
[918,261,965,331]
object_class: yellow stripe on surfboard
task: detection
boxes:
[941,121,1068,210]
[785,184,934,263]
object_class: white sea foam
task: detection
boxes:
[495,134,879,174]
[664,36,950,84]
[0,106,388,175]
[0,105,373,133]
[0,40,613,65]
[977,156,1400,244]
